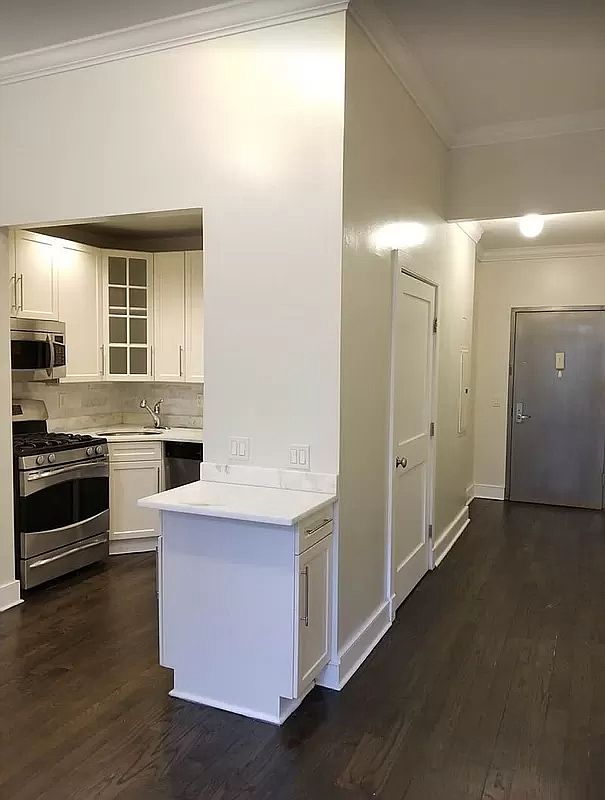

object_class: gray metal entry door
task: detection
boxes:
[508,309,605,509]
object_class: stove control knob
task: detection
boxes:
[86,447,94,457]
[95,445,104,455]
[48,453,56,464]
[36,455,45,466]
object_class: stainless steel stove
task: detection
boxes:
[13,400,110,589]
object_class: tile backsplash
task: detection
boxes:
[12,381,203,432]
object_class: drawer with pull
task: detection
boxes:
[296,507,334,554]
[109,441,163,463]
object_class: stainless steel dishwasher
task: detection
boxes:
[164,441,203,489]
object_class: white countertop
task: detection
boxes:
[66,425,204,444]
[139,480,336,526]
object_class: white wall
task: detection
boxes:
[0,14,346,476]
[474,251,605,493]
[337,18,476,653]
[447,129,605,221]
[0,229,18,609]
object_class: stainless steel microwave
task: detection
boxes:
[10,318,67,381]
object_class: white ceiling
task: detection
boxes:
[1,0,603,148]
[375,0,605,146]
[0,0,217,58]
[479,210,605,251]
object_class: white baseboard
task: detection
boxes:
[110,537,158,555]
[473,484,505,501]
[0,579,22,613]
[466,483,475,504]
[433,506,470,567]
[169,687,311,726]
[318,599,391,691]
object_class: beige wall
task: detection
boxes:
[448,129,605,221]
[0,13,346,475]
[0,229,17,604]
[474,251,605,492]
[338,18,476,649]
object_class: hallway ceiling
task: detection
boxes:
[479,210,605,251]
[376,0,605,146]
[1,0,603,149]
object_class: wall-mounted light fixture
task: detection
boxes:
[371,221,428,251]
[519,213,544,238]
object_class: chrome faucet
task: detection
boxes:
[140,398,164,429]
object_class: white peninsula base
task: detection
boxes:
[141,481,336,724]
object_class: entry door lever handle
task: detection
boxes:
[515,402,532,423]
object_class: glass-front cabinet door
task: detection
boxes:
[102,251,153,379]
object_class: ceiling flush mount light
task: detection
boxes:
[519,213,544,238]
[372,222,428,251]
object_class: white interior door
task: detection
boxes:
[390,270,435,612]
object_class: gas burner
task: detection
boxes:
[13,431,108,459]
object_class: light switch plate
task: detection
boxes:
[289,444,310,470]
[229,437,250,461]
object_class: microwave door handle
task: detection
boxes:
[47,335,55,377]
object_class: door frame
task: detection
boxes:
[386,252,439,618]
[505,305,605,500]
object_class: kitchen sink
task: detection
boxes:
[97,431,163,436]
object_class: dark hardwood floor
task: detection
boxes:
[1,499,605,799]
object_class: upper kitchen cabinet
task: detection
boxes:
[57,241,103,382]
[185,251,204,383]
[11,231,59,321]
[154,252,186,382]
[154,250,203,384]
[102,251,154,381]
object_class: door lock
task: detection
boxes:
[395,456,408,469]
[515,402,532,424]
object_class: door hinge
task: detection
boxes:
[428,523,433,540]
[602,473,605,488]
[430,422,435,437]
[433,317,438,334]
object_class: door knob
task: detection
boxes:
[396,456,408,469]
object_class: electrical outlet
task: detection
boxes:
[196,394,203,408]
[229,437,250,461]
[289,445,310,470]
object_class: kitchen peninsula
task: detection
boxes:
[140,478,336,724]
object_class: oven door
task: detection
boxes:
[19,458,110,559]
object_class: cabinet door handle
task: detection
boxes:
[100,345,105,376]
[18,273,24,311]
[179,345,184,377]
[300,565,309,627]
[9,275,17,312]
[305,518,331,536]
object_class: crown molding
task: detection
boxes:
[478,242,605,263]
[457,221,483,245]
[0,0,350,86]
[452,108,605,149]
[349,0,454,147]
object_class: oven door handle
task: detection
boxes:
[28,536,108,569]
[26,458,108,482]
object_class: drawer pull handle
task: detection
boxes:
[305,518,331,536]
[300,566,309,626]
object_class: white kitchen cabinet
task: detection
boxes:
[102,250,154,381]
[109,441,163,554]
[148,491,334,724]
[295,534,332,695]
[185,251,204,382]
[57,241,103,382]
[154,252,186,382]
[11,231,59,320]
